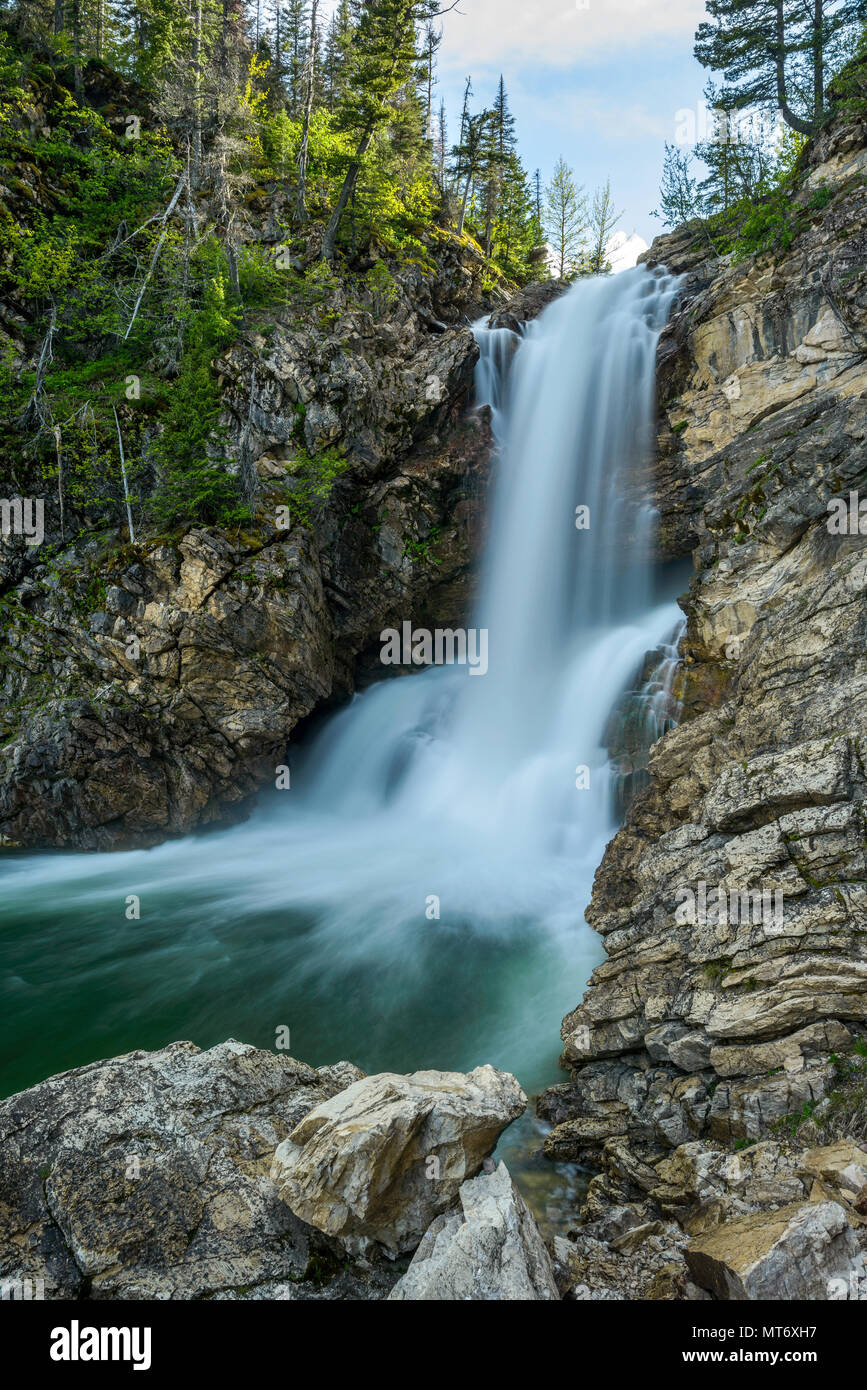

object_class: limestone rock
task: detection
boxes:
[652,1140,809,1232]
[387,1161,559,1301]
[271,1065,526,1255]
[0,1040,369,1300]
[686,1201,866,1300]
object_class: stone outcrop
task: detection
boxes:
[387,1161,559,1301]
[0,1040,375,1300]
[540,86,867,1183]
[685,1200,865,1300]
[270,1066,527,1255]
[0,1041,545,1301]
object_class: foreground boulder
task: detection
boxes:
[388,1161,559,1301]
[0,1040,368,1300]
[271,1065,526,1254]
[685,1200,866,1300]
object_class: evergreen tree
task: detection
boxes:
[586,179,623,273]
[652,142,703,227]
[694,0,867,135]
[319,0,434,262]
[452,107,488,236]
[695,81,775,211]
[545,156,587,277]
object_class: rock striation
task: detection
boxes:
[539,81,867,1299]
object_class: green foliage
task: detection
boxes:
[694,0,867,137]
[286,446,350,528]
[150,267,248,529]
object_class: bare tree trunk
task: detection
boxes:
[19,303,56,432]
[192,0,204,185]
[54,424,65,541]
[113,407,136,544]
[295,0,319,223]
[320,123,375,261]
[123,171,188,340]
[775,0,814,134]
[813,0,825,122]
[72,0,82,94]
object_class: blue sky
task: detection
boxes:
[435,0,711,248]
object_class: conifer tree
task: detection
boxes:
[320,0,433,261]
[545,156,587,277]
[694,0,867,135]
[586,179,623,273]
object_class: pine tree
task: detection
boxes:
[652,143,703,227]
[694,0,867,136]
[545,156,587,277]
[453,107,488,236]
[434,97,447,190]
[295,0,319,221]
[586,179,623,274]
[695,81,775,212]
[323,0,352,111]
[319,0,434,262]
[421,20,441,138]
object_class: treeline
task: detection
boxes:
[1,0,554,283]
[0,0,626,539]
[654,0,867,239]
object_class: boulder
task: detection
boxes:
[387,1162,559,1301]
[800,1141,867,1222]
[0,1040,367,1300]
[685,1200,866,1299]
[270,1065,526,1254]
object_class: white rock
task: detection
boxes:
[387,1162,559,1300]
[271,1065,526,1254]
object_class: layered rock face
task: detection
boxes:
[539,95,867,1294]
[0,242,501,850]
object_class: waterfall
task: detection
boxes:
[0,267,685,1123]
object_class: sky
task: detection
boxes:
[435,0,710,250]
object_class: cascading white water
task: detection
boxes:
[1,269,685,1177]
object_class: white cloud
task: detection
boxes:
[440,0,706,71]
[606,229,648,271]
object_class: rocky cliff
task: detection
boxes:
[537,69,867,1295]
[0,227,519,848]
